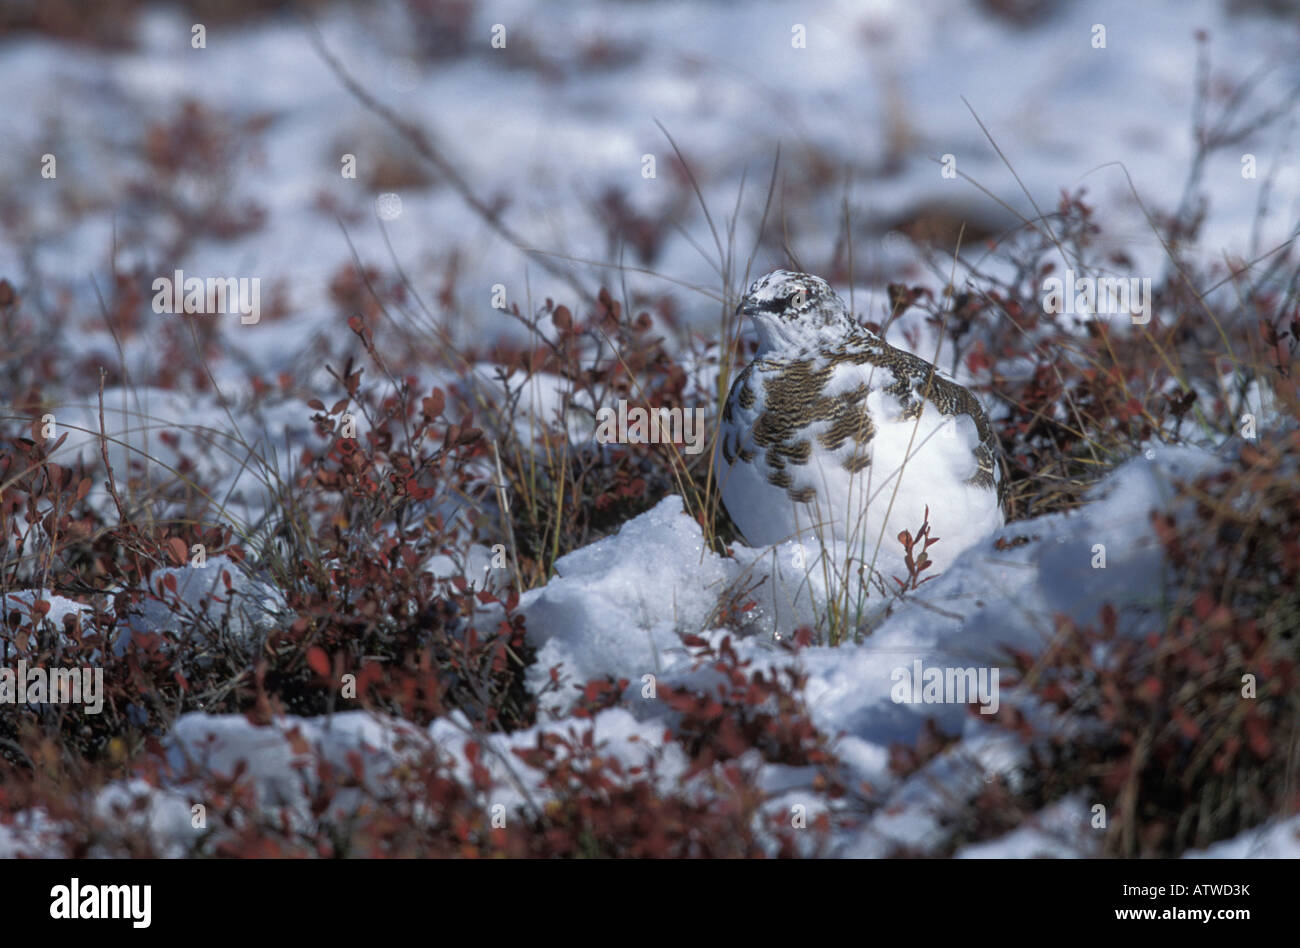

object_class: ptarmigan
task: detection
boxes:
[715,269,1003,576]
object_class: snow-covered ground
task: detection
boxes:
[1,0,1297,857]
[5,439,1294,857]
[3,0,1298,363]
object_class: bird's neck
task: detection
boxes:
[753,319,867,358]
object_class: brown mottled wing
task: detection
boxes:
[727,357,875,504]
[826,333,1002,497]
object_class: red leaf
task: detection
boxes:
[1138,676,1162,702]
[166,536,187,565]
[1245,714,1273,758]
[306,646,331,678]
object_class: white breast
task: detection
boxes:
[715,358,1002,578]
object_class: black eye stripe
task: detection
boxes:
[747,284,817,313]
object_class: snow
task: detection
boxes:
[121,554,289,658]
[0,432,1281,857]
[0,807,64,859]
[520,495,730,706]
[39,386,325,531]
[508,442,1231,855]
[92,780,198,859]
[65,706,685,854]
[3,0,1296,369]
[1,0,1294,858]
[0,590,94,654]
[956,796,1097,858]
[1184,816,1300,859]
[0,557,287,666]
[165,711,426,813]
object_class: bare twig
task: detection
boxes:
[306,24,594,308]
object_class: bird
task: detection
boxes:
[714,269,1003,579]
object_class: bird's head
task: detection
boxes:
[739,269,852,353]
